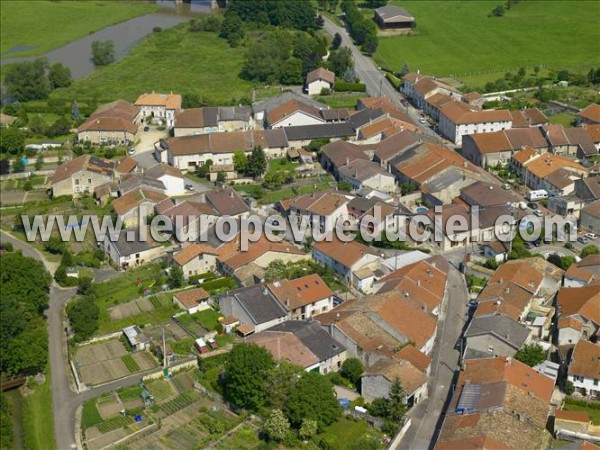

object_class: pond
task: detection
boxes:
[0,1,214,80]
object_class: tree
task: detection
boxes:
[77,276,93,295]
[564,380,575,395]
[328,47,353,77]
[299,418,318,440]
[263,409,290,442]
[343,66,356,83]
[233,151,248,175]
[399,61,410,77]
[340,358,363,387]
[3,58,50,101]
[268,361,304,410]
[35,155,44,171]
[316,14,324,28]
[167,265,184,288]
[0,252,50,375]
[248,146,266,178]
[28,115,46,135]
[216,171,226,183]
[91,40,115,66]
[224,343,275,410]
[368,378,407,434]
[514,343,546,367]
[285,371,341,427]
[47,116,72,137]
[48,63,72,89]
[11,159,25,173]
[581,245,600,258]
[220,11,245,47]
[67,294,100,342]
[490,4,505,16]
[365,0,387,7]
[0,127,25,155]
[331,32,342,50]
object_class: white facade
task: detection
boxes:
[558,326,582,346]
[139,105,177,128]
[270,111,324,129]
[568,372,600,398]
[156,173,185,196]
[438,116,512,146]
[307,79,332,96]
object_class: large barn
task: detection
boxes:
[374,5,415,30]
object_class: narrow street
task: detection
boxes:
[396,267,469,450]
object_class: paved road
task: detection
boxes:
[321,17,438,140]
[396,266,469,450]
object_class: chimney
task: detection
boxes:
[263,286,269,296]
[229,191,234,198]
[403,290,409,298]
[417,279,421,286]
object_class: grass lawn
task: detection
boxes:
[0,1,158,58]
[317,94,363,109]
[191,308,222,332]
[374,1,600,86]
[94,263,164,310]
[563,399,600,425]
[81,398,103,429]
[97,293,179,334]
[215,425,261,450]
[319,417,383,449]
[49,25,255,105]
[548,112,577,127]
[22,372,55,450]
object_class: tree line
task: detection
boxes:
[0,250,51,376]
[341,0,379,55]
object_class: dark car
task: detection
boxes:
[400,99,409,107]
[533,239,542,247]
[527,202,538,210]
[525,241,535,249]
[144,126,150,132]
[468,300,479,309]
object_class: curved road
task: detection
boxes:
[0,231,146,449]
[321,16,438,140]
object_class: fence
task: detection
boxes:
[142,358,197,382]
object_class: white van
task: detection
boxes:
[527,190,548,201]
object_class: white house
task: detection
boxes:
[268,274,334,320]
[144,164,185,196]
[305,67,335,96]
[337,159,397,193]
[173,287,211,314]
[312,239,381,288]
[103,230,166,269]
[438,101,512,146]
[266,99,326,129]
[135,92,182,128]
[568,340,600,399]
[286,191,351,236]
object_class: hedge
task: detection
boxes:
[334,81,366,92]
[198,277,237,292]
[386,72,402,90]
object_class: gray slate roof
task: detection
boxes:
[228,284,288,325]
[268,321,346,361]
[283,123,355,141]
[253,91,327,114]
[108,229,160,256]
[375,5,414,21]
[465,315,530,350]
[349,108,387,129]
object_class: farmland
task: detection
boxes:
[0,1,157,58]
[374,1,600,86]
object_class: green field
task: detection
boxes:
[0,1,158,58]
[374,1,600,86]
[22,373,55,450]
[49,25,255,105]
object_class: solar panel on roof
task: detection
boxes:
[456,383,481,414]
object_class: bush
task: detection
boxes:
[333,81,366,92]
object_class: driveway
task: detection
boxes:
[133,126,168,169]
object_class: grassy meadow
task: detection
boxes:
[0,1,158,58]
[374,1,600,86]
[49,25,255,105]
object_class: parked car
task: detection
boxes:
[468,300,479,308]
[502,183,511,190]
[584,233,597,240]
[419,116,427,124]
[533,210,544,217]
[185,184,195,191]
[128,147,136,155]
[527,202,538,210]
[144,126,150,132]
[577,237,589,244]
[533,239,542,247]
[525,241,536,249]
[400,99,409,107]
